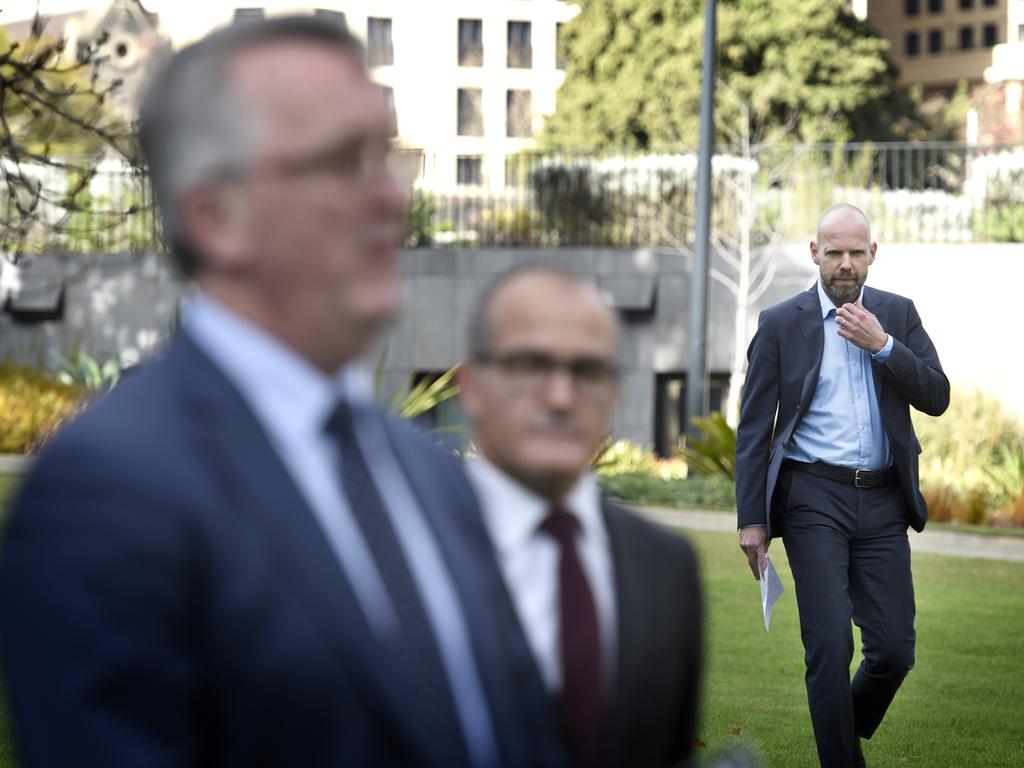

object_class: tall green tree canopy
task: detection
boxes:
[544,0,907,150]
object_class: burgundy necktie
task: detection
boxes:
[540,507,603,768]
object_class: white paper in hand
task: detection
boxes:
[759,555,784,632]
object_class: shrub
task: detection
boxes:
[404,190,437,247]
[0,365,85,454]
[594,438,731,510]
[593,439,687,480]
[679,412,736,480]
[601,473,735,511]
[984,446,1024,527]
[914,389,1024,526]
[56,351,121,392]
[978,205,1024,243]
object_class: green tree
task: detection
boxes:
[1,16,135,258]
[544,0,911,150]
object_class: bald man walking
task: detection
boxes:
[735,204,949,767]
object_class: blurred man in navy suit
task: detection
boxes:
[0,17,563,768]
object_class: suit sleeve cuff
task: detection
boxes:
[871,334,894,362]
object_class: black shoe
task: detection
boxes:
[853,739,867,768]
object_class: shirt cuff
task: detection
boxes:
[739,524,767,529]
[871,334,894,362]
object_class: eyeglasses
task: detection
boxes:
[242,135,416,188]
[475,349,619,398]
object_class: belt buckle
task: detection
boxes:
[854,469,869,488]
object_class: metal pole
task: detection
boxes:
[686,0,717,442]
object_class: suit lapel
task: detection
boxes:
[169,336,442,765]
[794,285,825,427]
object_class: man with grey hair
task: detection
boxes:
[459,264,704,767]
[0,17,564,768]
[736,204,949,767]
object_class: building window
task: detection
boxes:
[905,31,921,56]
[456,156,483,186]
[958,0,973,8]
[506,89,532,137]
[960,25,975,49]
[928,28,944,54]
[458,19,483,67]
[905,0,920,15]
[233,8,264,22]
[507,21,532,68]
[928,0,943,11]
[457,88,484,136]
[1019,23,1024,44]
[982,23,999,47]
[556,23,567,69]
[367,17,394,67]
[314,9,346,29]
[654,373,729,458]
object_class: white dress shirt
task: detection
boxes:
[467,456,618,694]
[183,294,497,767]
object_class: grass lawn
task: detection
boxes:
[687,528,1024,767]
[0,488,1020,766]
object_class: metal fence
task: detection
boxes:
[4,142,1023,255]
[1,158,163,257]
[413,142,1024,248]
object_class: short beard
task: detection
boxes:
[824,275,864,305]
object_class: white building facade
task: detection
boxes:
[4,1,580,192]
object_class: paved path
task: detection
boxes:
[639,506,1024,564]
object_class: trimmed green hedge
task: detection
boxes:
[601,473,735,510]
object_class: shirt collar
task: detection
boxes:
[816,280,865,319]
[182,292,373,437]
[467,456,604,556]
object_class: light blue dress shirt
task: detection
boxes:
[184,294,498,768]
[785,282,894,471]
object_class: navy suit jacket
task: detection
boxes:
[735,284,950,538]
[601,502,703,768]
[0,334,565,768]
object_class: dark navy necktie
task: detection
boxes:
[540,507,603,768]
[325,401,469,765]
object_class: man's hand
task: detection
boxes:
[835,299,887,353]
[739,526,769,581]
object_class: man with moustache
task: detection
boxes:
[458,264,704,768]
[735,204,949,767]
[0,17,562,767]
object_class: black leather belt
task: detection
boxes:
[782,460,899,489]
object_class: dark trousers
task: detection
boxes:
[779,469,916,768]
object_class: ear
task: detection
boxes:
[176,181,253,273]
[869,241,877,264]
[810,239,820,265]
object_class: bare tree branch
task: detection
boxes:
[1,18,142,260]
[710,267,739,294]
[747,256,778,305]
